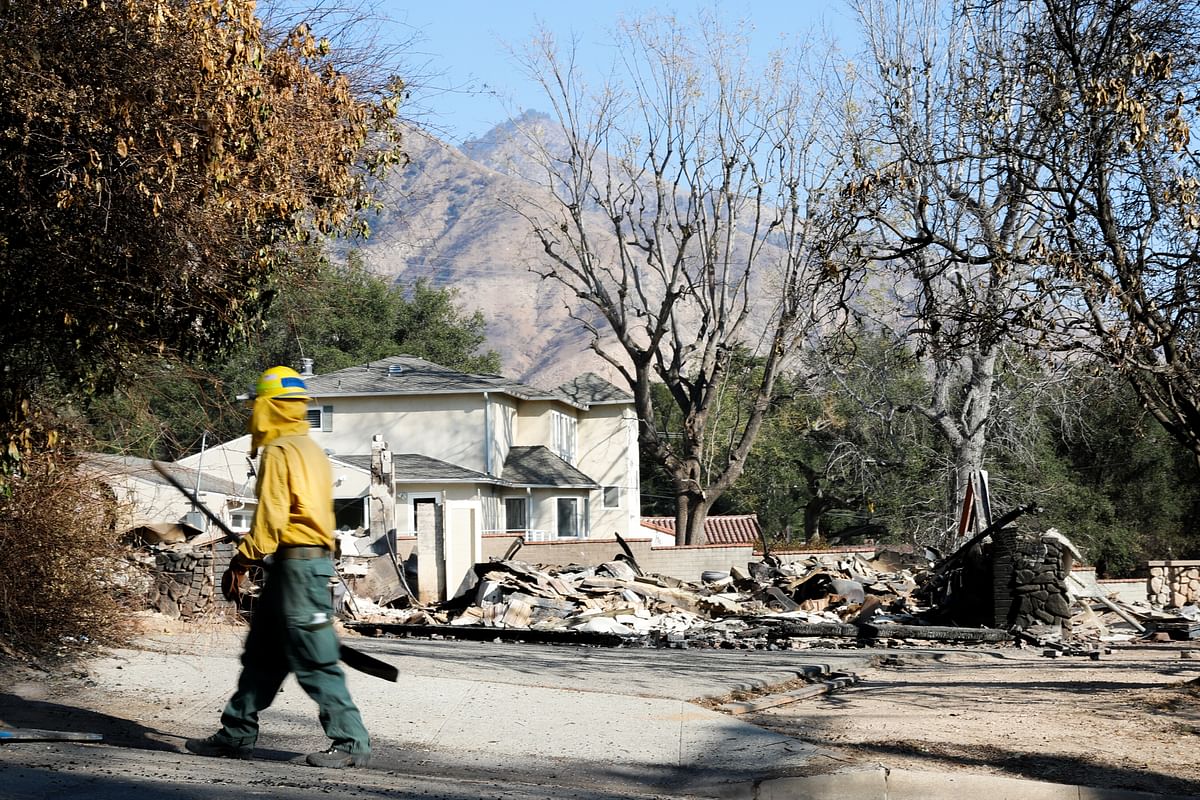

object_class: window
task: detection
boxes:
[557,497,589,538]
[334,498,366,531]
[602,486,621,509]
[504,497,528,533]
[306,405,334,432]
[556,498,579,538]
[551,411,577,463]
[230,512,252,533]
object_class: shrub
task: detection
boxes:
[0,448,133,663]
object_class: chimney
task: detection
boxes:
[299,357,314,376]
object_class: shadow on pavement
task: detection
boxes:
[0,693,176,752]
[851,739,1200,798]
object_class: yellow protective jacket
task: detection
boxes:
[237,396,336,562]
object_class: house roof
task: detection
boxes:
[303,355,587,409]
[330,447,597,489]
[640,514,763,545]
[555,372,634,406]
[84,453,251,499]
[332,453,496,484]
[501,446,598,488]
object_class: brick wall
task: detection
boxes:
[639,543,756,579]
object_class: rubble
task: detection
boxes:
[339,513,1200,652]
[342,544,1020,648]
[120,501,1200,652]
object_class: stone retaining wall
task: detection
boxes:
[1147,560,1200,608]
[144,541,237,619]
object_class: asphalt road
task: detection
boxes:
[0,631,874,799]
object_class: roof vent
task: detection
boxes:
[388,364,405,376]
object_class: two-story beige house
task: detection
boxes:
[172,356,640,600]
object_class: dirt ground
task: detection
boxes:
[3,616,1200,798]
[741,644,1200,797]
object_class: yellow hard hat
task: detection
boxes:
[254,366,309,400]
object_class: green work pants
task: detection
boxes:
[215,557,370,755]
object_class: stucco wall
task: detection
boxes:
[481,534,657,567]
[176,434,256,496]
[479,535,758,582]
[576,405,640,543]
[514,400,556,447]
[310,394,488,471]
[489,395,517,478]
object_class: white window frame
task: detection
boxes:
[229,511,252,533]
[306,404,334,432]
[555,496,589,539]
[551,411,577,464]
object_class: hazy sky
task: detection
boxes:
[370,1,859,145]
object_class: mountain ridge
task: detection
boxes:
[358,118,611,390]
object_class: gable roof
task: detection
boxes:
[332,453,496,484]
[501,446,598,488]
[84,453,251,499]
[640,514,763,545]
[303,356,586,408]
[555,372,634,406]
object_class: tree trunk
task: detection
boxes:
[673,459,712,545]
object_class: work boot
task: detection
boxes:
[305,746,370,768]
[184,734,253,759]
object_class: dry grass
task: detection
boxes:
[0,451,135,663]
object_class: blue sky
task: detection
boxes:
[367,1,860,145]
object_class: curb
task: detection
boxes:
[720,672,857,714]
[703,662,833,699]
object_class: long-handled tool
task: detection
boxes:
[151,460,399,682]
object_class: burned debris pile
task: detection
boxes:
[344,546,1018,648]
[120,502,1197,649]
[345,516,1198,649]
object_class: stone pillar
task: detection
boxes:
[415,499,445,603]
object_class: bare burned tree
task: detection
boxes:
[846,0,1056,536]
[1012,0,1200,467]
[514,16,862,544]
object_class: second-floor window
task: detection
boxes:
[551,411,577,463]
[306,405,334,432]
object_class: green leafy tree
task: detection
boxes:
[720,330,941,546]
[390,279,501,376]
[1025,369,1200,575]
[88,253,501,458]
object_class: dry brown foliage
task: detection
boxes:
[0,448,134,663]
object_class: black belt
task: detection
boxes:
[276,545,331,560]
